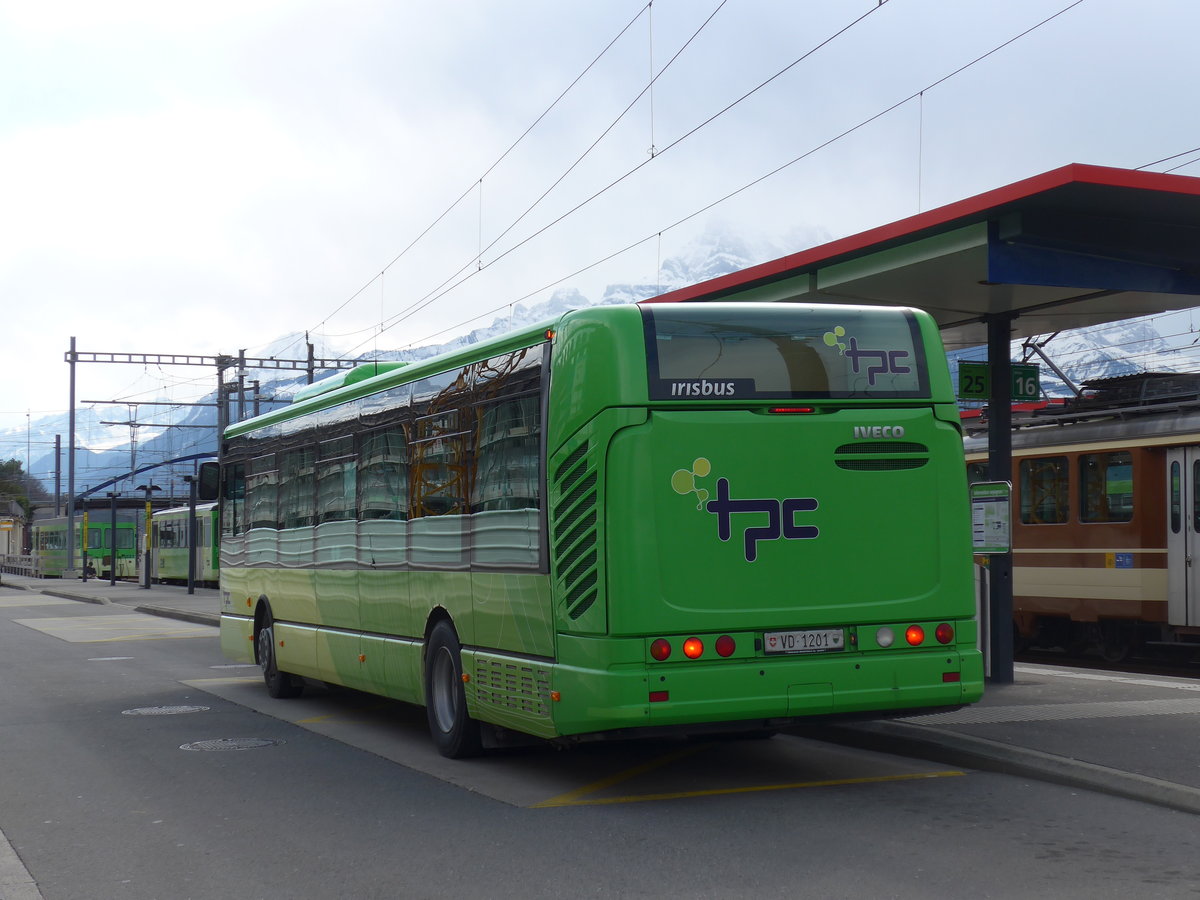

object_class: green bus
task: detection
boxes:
[31,515,138,579]
[208,302,983,757]
[151,503,219,586]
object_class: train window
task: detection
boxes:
[1019,456,1069,524]
[1193,461,1200,533]
[1171,462,1182,534]
[1080,452,1133,523]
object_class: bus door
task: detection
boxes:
[1166,448,1200,627]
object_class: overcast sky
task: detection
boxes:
[3,0,1199,460]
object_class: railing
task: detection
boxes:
[0,555,35,577]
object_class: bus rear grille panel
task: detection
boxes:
[834,441,929,471]
[552,440,600,622]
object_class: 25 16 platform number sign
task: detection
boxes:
[958,361,1040,402]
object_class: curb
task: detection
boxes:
[810,720,1200,817]
[41,590,110,606]
[132,605,219,628]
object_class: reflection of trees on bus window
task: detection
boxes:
[359,428,407,520]
[1020,456,1068,524]
[247,455,278,530]
[279,447,316,529]
[317,437,356,523]
[1080,451,1133,523]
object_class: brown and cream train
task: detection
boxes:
[963,374,1200,660]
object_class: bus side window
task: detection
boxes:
[223,462,246,536]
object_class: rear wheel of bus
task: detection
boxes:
[424,619,482,759]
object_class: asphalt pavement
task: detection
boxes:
[3,570,1198,816]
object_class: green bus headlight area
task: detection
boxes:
[213,302,984,757]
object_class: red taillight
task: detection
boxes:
[769,406,816,414]
[935,623,954,644]
[649,690,669,702]
[650,639,672,661]
[715,635,736,657]
[942,672,961,683]
[682,637,704,659]
[905,625,925,646]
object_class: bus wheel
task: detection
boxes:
[257,607,303,699]
[424,620,482,759]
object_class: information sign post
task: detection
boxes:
[970,481,1012,555]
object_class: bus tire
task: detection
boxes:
[424,620,482,759]
[257,606,303,699]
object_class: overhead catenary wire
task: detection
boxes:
[305,2,654,338]
[341,0,734,357]
[355,0,1088,356]
[343,0,895,357]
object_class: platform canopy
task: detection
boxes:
[646,163,1200,352]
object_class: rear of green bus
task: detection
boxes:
[544,302,982,738]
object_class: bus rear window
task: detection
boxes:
[642,303,929,400]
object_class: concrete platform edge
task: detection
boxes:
[812,720,1200,817]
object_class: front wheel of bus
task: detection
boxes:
[257,607,303,699]
[424,620,482,759]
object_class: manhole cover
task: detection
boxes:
[180,738,282,752]
[123,706,210,716]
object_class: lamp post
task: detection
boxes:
[105,491,119,586]
[182,474,197,595]
[135,483,161,589]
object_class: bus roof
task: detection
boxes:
[224,318,555,439]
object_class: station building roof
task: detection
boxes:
[645,163,1200,352]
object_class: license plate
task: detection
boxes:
[763,628,844,654]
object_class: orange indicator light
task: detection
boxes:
[550,691,561,702]
[683,637,704,659]
[358,653,365,662]
[905,625,925,646]
[461,673,470,683]
[279,640,285,648]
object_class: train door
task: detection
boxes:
[1166,448,1200,627]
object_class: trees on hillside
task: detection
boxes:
[0,459,33,519]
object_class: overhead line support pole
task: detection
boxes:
[987,312,1015,684]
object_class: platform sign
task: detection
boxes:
[958,361,1040,401]
[970,481,1011,554]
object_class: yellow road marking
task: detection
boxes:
[534,769,965,808]
[532,743,711,808]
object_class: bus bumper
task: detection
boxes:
[551,640,984,737]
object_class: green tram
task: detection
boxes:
[207,303,984,757]
[31,515,138,579]
[151,503,219,586]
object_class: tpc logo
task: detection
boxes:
[672,458,819,562]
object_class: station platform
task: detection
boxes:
[2,570,1198,815]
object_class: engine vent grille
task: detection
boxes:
[552,441,599,620]
[473,658,551,717]
[834,441,930,471]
